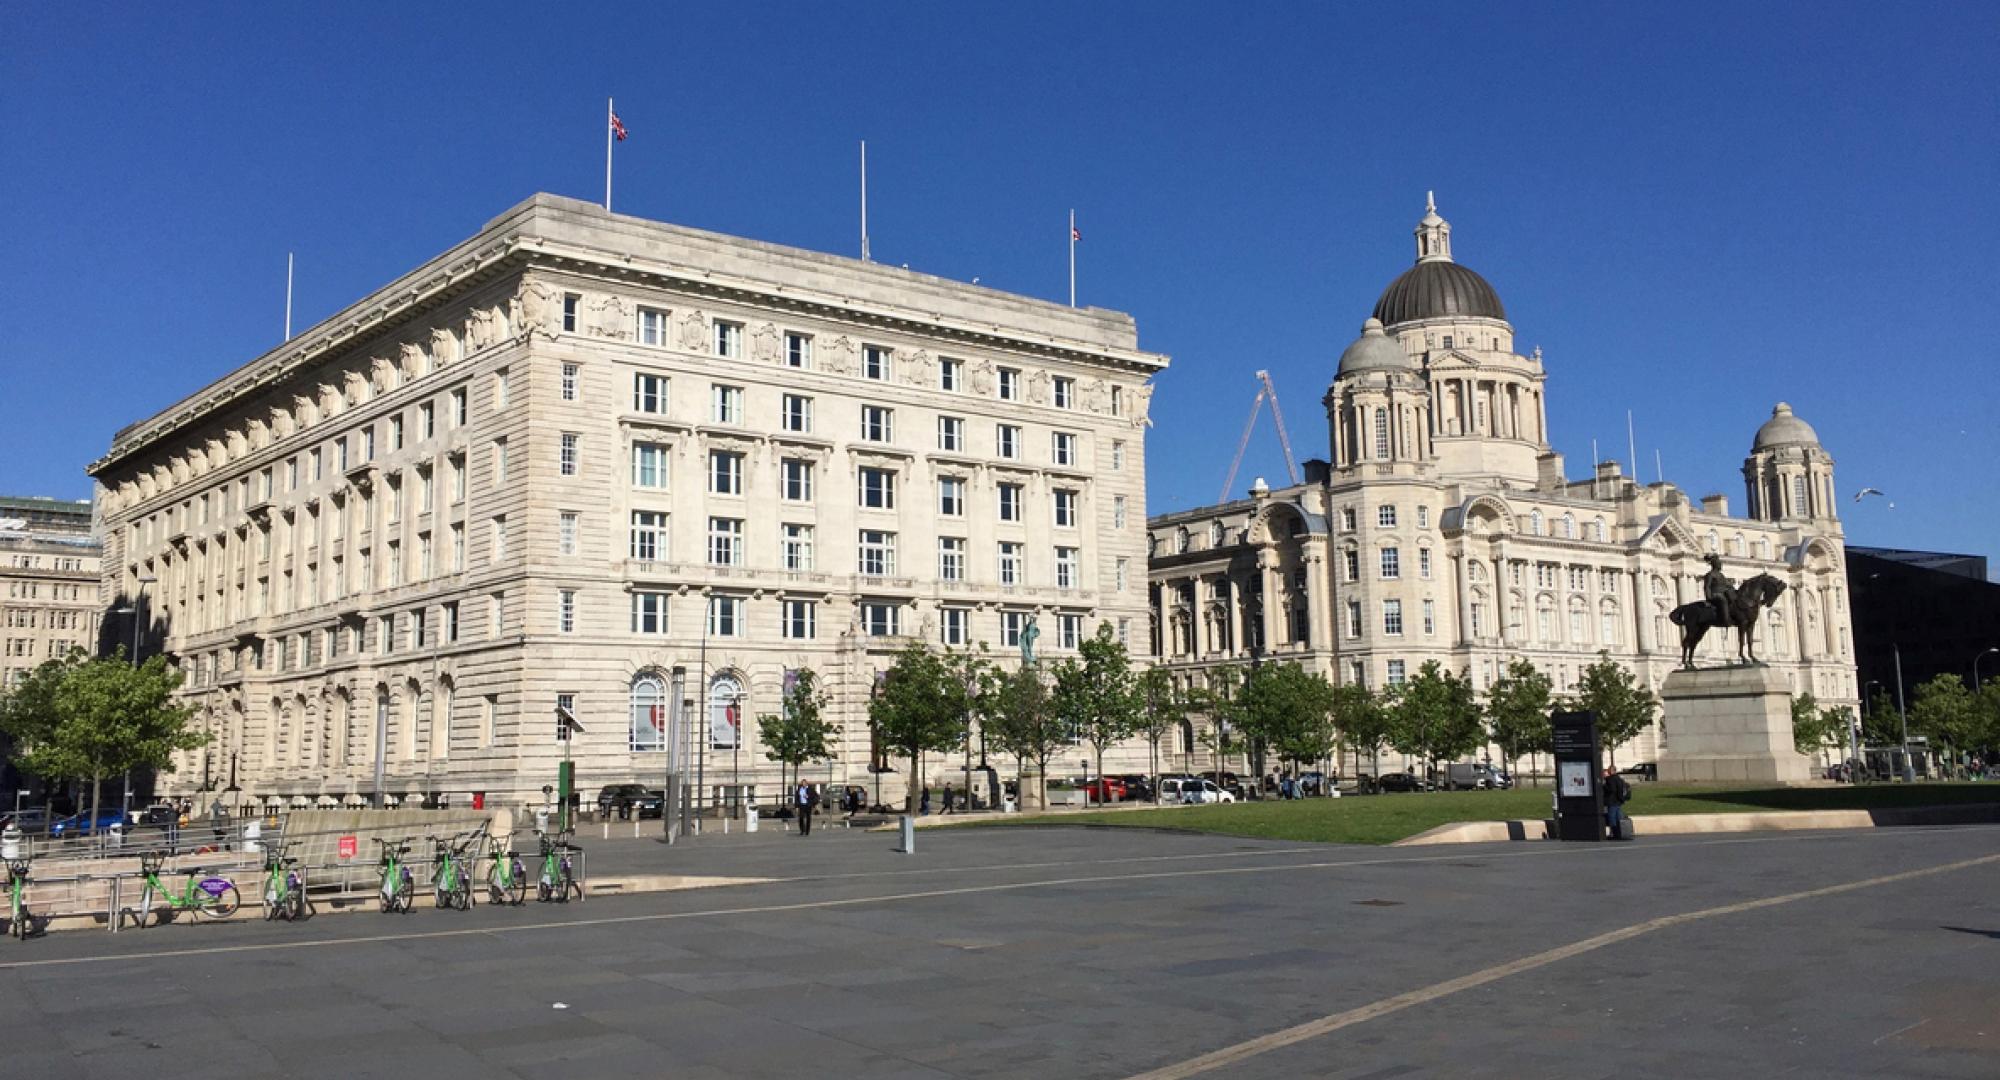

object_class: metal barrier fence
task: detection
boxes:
[3,822,587,935]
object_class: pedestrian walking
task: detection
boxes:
[795,781,816,836]
[919,787,931,816]
[1602,766,1632,840]
[942,783,956,815]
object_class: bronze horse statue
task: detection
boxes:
[1669,572,1787,669]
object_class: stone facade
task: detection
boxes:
[1656,666,1813,784]
[88,195,1164,812]
[1148,199,1857,775]
[0,497,102,688]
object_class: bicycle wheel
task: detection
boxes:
[196,883,241,920]
[395,875,413,914]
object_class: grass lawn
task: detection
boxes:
[966,782,2000,846]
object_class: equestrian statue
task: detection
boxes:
[1667,553,1788,669]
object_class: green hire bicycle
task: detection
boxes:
[431,833,477,912]
[536,829,583,903]
[375,837,415,913]
[6,858,33,940]
[135,851,241,926]
[261,842,311,922]
[486,840,526,906]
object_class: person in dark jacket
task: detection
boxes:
[1602,766,1632,840]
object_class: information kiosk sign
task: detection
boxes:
[1551,710,1604,842]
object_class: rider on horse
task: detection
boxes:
[1700,553,1735,625]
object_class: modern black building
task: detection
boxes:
[1846,546,2000,715]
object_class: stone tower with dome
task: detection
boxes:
[1149,197,1857,779]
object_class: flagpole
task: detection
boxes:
[284,252,294,342]
[860,140,870,262]
[605,97,614,211]
[1626,410,1639,484]
[1068,209,1076,308]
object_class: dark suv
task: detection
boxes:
[596,784,664,819]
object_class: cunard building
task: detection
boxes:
[1148,197,1856,771]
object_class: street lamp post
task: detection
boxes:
[1975,647,2000,693]
[1893,644,1913,783]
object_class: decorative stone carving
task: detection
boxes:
[1083,378,1109,413]
[1131,383,1154,425]
[822,335,856,376]
[1026,370,1051,405]
[398,342,427,380]
[969,358,996,395]
[678,310,707,351]
[292,394,318,428]
[370,356,398,394]
[430,326,459,365]
[342,370,370,405]
[903,349,934,386]
[588,294,632,340]
[750,322,780,363]
[317,384,341,418]
[510,281,560,343]
[466,306,505,350]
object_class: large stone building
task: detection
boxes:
[88,195,1164,812]
[1148,197,1857,774]
[0,496,103,688]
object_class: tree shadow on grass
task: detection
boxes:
[1655,785,2000,813]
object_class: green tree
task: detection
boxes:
[1198,664,1248,777]
[1861,687,1902,746]
[985,665,1062,808]
[1909,674,1980,769]
[868,643,968,811]
[1237,662,1337,774]
[757,668,836,795]
[1788,692,1845,762]
[1486,659,1554,786]
[1573,652,1657,769]
[1134,667,1184,802]
[0,648,206,830]
[1051,624,1143,806]
[940,643,999,806]
[1387,662,1483,779]
[1331,682,1389,782]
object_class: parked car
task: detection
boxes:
[1197,771,1247,798]
[1081,776,1128,803]
[49,807,131,837]
[1112,774,1155,801]
[1376,772,1430,793]
[0,808,50,833]
[1620,762,1658,781]
[1163,778,1236,804]
[595,783,664,818]
[1445,763,1507,791]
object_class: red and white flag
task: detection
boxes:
[610,111,628,141]
[1071,223,1081,241]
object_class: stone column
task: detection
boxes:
[1453,553,1473,646]
[1260,552,1281,653]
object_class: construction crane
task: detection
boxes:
[1219,370,1301,501]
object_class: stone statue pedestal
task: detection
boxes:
[1657,665,1812,785]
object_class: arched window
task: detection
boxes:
[1374,407,1390,459]
[401,680,421,761]
[431,679,454,761]
[1176,527,1191,554]
[708,674,743,749]
[1560,514,1574,539]
[1592,519,1607,542]
[1791,475,1808,514]
[1707,530,1720,553]
[1600,602,1620,647]
[631,673,667,752]
[1209,521,1225,547]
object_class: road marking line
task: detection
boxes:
[0,828,1971,973]
[1123,851,2000,1080]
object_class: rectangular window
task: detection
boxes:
[997,541,1022,586]
[490,592,505,636]
[785,332,812,369]
[1378,505,1397,527]
[1001,610,1025,647]
[939,357,962,391]
[997,367,1020,401]
[555,692,577,742]
[560,433,578,476]
[782,458,814,502]
[709,450,743,495]
[450,455,466,502]
[558,590,576,634]
[1052,376,1074,409]
[781,523,814,570]
[1423,599,1436,636]
[939,537,966,581]
[708,596,742,637]
[938,415,964,452]
[443,601,460,643]
[451,388,467,427]
[377,614,394,655]
[1342,549,1359,582]
[630,510,669,561]
[632,592,669,635]
[713,321,742,358]
[1346,600,1362,639]
[783,599,816,640]
[711,384,743,424]
[862,603,899,637]
[937,476,965,517]
[863,345,891,381]
[1052,432,1077,466]
[1115,557,1129,592]
[1058,614,1082,649]
[1387,660,1407,686]
[861,405,893,443]
[562,293,580,333]
[419,401,437,440]
[858,467,896,510]
[1053,489,1078,528]
[450,523,464,571]
[997,424,1021,460]
[997,483,1023,522]
[1381,547,1401,579]
[491,515,507,561]
[494,368,509,410]
[561,363,579,401]
[1417,505,1430,529]
[1112,440,1125,471]
[1054,546,1078,590]
[493,437,508,484]
[781,394,812,433]
[858,530,896,577]
[633,373,669,414]
[1419,548,1433,579]
[558,511,579,556]
[638,308,670,346]
[1113,495,1127,529]
[632,442,669,489]
[708,517,744,566]
[309,447,322,481]
[389,416,405,451]
[940,606,970,646]
[1383,599,1403,636]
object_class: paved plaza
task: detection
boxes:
[1,822,1996,1079]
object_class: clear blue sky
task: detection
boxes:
[4,3,1994,560]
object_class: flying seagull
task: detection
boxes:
[1853,488,1895,509]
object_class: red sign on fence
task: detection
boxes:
[337,835,358,860]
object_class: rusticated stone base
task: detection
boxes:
[1657,665,1813,785]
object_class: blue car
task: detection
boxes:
[48,808,130,837]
